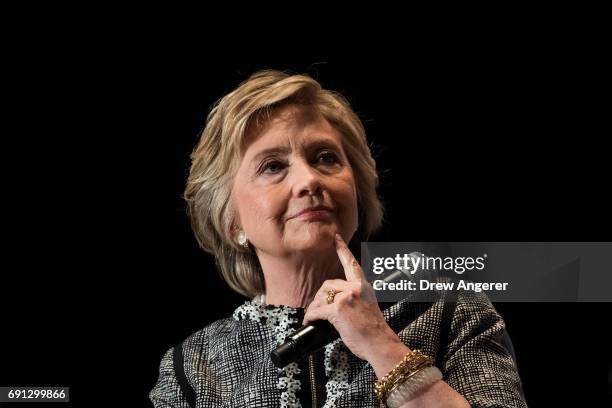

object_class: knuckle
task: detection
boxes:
[322,279,340,291]
[336,293,354,310]
[304,309,315,320]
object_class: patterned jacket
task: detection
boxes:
[150,289,527,407]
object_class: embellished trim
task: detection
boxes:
[232,295,351,408]
[322,338,350,407]
[233,295,302,408]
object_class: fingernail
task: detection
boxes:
[335,233,341,241]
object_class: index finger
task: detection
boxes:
[334,233,365,282]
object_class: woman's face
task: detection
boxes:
[231,104,358,258]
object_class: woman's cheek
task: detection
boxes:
[251,188,287,225]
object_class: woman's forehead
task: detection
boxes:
[243,105,342,156]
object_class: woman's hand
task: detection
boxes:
[302,233,410,376]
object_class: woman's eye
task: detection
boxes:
[261,160,285,174]
[316,151,339,165]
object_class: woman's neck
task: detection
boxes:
[257,249,344,308]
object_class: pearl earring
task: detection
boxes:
[237,229,249,248]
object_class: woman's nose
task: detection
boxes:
[291,159,323,198]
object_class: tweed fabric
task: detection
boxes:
[150,289,527,407]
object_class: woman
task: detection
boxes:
[150,70,527,407]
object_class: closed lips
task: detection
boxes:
[288,206,332,220]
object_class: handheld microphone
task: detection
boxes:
[270,254,423,368]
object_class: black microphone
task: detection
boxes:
[270,254,423,368]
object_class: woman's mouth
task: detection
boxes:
[287,205,333,221]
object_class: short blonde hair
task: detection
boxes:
[184,70,384,297]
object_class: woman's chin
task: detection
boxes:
[289,232,336,253]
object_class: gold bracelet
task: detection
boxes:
[378,359,432,405]
[385,363,431,401]
[373,349,433,405]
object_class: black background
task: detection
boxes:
[2,12,611,408]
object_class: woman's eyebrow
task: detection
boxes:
[303,139,345,157]
[250,138,341,163]
[251,146,291,163]
[305,138,341,150]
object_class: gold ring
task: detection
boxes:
[326,289,338,304]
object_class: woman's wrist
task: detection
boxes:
[365,332,412,379]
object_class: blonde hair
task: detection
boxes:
[184,70,384,297]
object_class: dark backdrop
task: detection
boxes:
[2,28,611,407]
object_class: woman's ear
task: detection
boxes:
[230,223,242,239]
[228,200,241,236]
